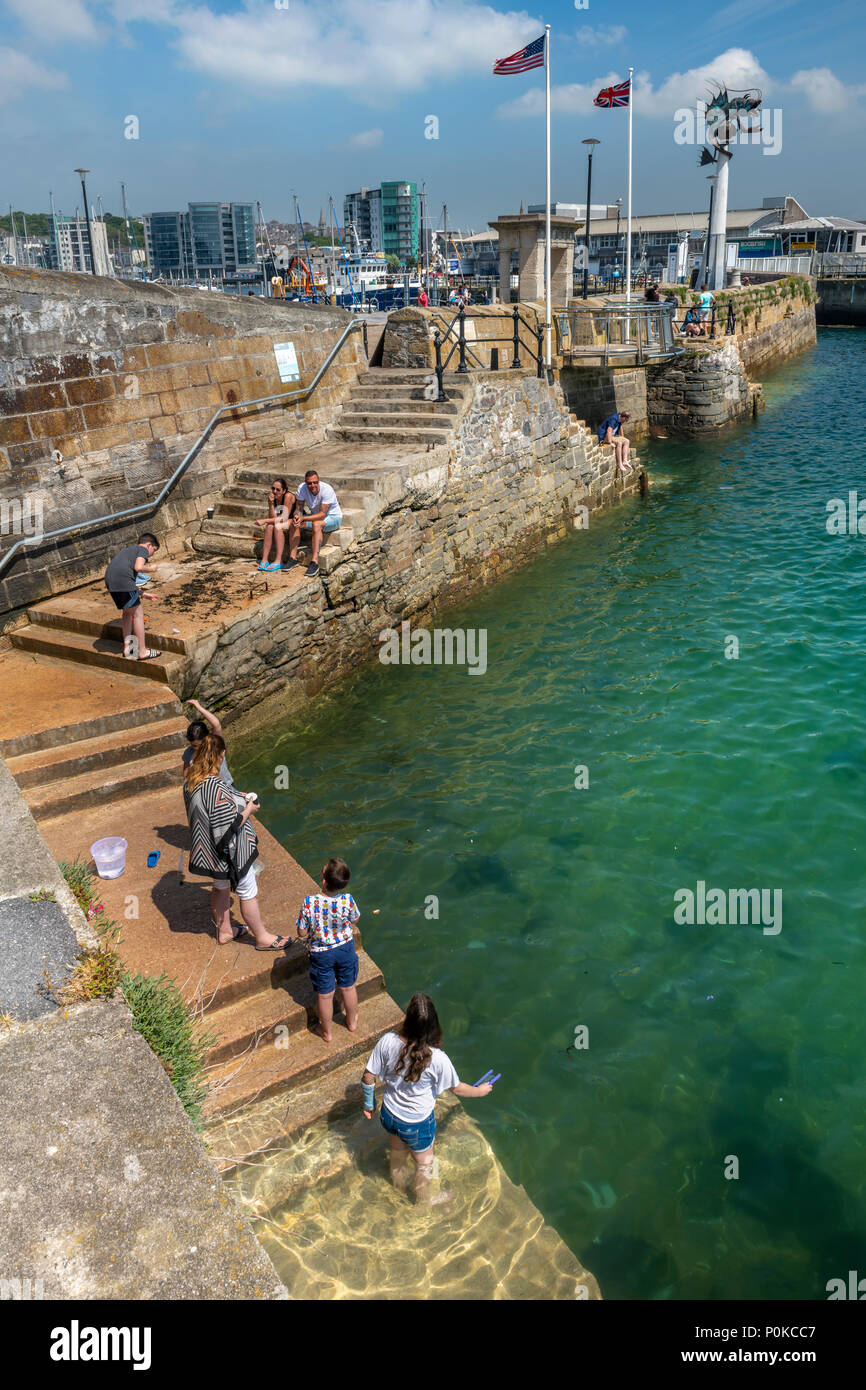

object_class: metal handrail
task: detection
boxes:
[0,318,365,581]
[559,301,683,363]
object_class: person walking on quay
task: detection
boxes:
[361,992,493,1205]
[598,409,632,473]
[254,477,295,571]
[417,287,429,308]
[185,733,289,951]
[284,469,341,579]
[103,532,162,661]
[296,857,360,1042]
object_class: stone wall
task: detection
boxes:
[0,268,364,622]
[185,371,644,722]
[646,340,761,438]
[558,364,648,439]
[816,278,866,327]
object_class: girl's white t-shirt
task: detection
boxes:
[366,1031,459,1123]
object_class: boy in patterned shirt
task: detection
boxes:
[296,857,360,1043]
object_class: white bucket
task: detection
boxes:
[91,837,128,879]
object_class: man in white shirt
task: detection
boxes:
[285,469,342,578]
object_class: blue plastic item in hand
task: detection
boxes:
[474,1069,495,1087]
[147,851,161,868]
[136,574,150,586]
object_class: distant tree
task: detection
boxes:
[405,254,419,270]
[386,253,401,272]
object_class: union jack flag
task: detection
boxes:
[493,34,545,75]
[594,78,631,108]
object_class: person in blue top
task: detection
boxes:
[697,283,715,328]
[597,410,632,473]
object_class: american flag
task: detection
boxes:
[594,78,631,108]
[493,34,545,75]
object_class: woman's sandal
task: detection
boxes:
[137,648,162,660]
[218,924,249,945]
[255,934,291,952]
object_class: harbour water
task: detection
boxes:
[233,328,866,1299]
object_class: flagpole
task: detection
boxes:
[544,23,551,367]
[625,65,633,303]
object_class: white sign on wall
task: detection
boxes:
[273,341,300,383]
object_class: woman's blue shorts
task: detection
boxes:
[380,1102,437,1153]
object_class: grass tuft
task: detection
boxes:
[121,972,218,1130]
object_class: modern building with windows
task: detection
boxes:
[344,183,419,262]
[143,202,257,277]
[52,215,112,276]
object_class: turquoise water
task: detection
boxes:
[233,329,866,1299]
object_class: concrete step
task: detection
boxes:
[346,390,461,413]
[200,511,364,541]
[206,950,387,1065]
[233,468,385,493]
[356,368,440,385]
[6,714,187,789]
[27,606,187,656]
[217,490,378,524]
[191,532,345,575]
[203,990,404,1118]
[338,411,457,431]
[25,746,180,821]
[10,625,185,687]
[0,657,182,759]
[328,424,451,445]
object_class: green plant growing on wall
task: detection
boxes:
[122,973,217,1130]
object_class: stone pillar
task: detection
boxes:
[489,214,577,305]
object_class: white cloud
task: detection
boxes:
[498,48,772,120]
[348,127,384,149]
[789,67,866,113]
[0,46,68,104]
[2,0,99,41]
[167,0,543,97]
[574,24,626,48]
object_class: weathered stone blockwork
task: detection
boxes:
[646,340,758,438]
[0,269,364,622]
[558,365,648,439]
[189,373,643,722]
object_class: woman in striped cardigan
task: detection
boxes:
[185,734,289,951]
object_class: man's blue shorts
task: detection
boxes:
[308,940,358,995]
[300,516,341,534]
[380,1103,437,1153]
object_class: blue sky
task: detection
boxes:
[1,0,863,228]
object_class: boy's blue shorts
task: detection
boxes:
[308,940,358,995]
[380,1103,437,1153]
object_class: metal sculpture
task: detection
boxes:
[695,83,764,289]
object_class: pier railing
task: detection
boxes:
[430,306,544,400]
[557,301,684,365]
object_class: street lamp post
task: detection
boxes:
[581,138,600,300]
[74,168,97,275]
[615,195,622,289]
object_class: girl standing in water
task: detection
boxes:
[361,992,493,1204]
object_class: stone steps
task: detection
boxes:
[27,602,188,656]
[27,746,180,821]
[207,949,388,1065]
[345,390,462,414]
[338,410,455,430]
[191,529,348,574]
[203,990,404,1118]
[328,424,451,445]
[5,714,187,789]
[10,623,185,686]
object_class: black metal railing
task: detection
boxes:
[430,306,544,401]
[673,301,737,340]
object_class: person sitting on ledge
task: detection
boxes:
[254,477,295,571]
[284,469,341,579]
[681,307,702,337]
[597,410,632,474]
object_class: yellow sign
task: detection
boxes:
[791,240,814,251]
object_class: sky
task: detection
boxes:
[1,0,864,229]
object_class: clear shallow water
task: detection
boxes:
[234,329,866,1299]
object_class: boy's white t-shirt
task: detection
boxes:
[366,1031,459,1123]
